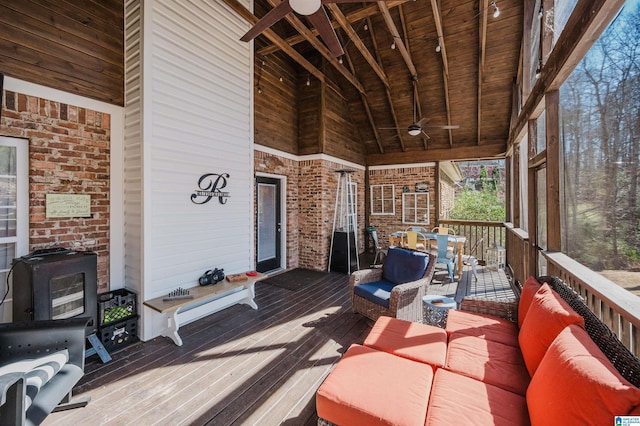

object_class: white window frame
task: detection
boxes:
[402,192,430,225]
[370,184,395,215]
[0,137,29,323]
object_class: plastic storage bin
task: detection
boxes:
[98,288,137,326]
[99,315,138,351]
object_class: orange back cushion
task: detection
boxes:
[518,276,541,328]
[527,324,640,424]
[518,283,584,375]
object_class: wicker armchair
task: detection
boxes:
[350,249,436,322]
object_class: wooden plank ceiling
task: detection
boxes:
[225,0,523,164]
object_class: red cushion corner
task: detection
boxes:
[518,283,584,376]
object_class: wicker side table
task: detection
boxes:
[422,295,457,328]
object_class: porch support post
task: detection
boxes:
[545,90,561,252]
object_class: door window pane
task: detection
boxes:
[257,183,277,262]
[0,146,17,238]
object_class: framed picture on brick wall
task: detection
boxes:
[370,184,395,215]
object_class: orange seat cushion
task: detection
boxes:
[363,316,447,367]
[425,369,530,426]
[446,333,530,396]
[316,344,433,426]
[518,283,585,376]
[518,276,541,327]
[445,309,519,347]
[527,324,640,425]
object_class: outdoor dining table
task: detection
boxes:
[389,231,467,278]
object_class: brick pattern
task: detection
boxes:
[367,166,436,249]
[439,175,456,219]
[254,151,364,272]
[298,160,364,271]
[1,91,111,292]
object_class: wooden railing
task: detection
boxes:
[545,252,640,357]
[437,220,505,264]
[447,222,640,357]
[505,224,529,285]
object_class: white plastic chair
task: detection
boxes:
[462,238,484,281]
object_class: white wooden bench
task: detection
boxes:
[143,272,266,346]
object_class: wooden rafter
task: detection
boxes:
[367,16,405,151]
[478,0,488,145]
[263,0,366,94]
[366,142,506,165]
[429,0,454,147]
[341,35,385,154]
[398,6,428,149]
[221,0,327,83]
[326,3,390,89]
[509,0,626,146]
[257,1,410,55]
[377,3,417,78]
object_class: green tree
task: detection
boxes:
[450,189,505,221]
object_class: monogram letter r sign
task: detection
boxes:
[191,173,230,205]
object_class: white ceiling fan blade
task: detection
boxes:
[421,130,431,139]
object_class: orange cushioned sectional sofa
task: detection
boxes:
[316,276,640,425]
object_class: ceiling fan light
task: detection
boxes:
[289,0,321,15]
[408,124,421,136]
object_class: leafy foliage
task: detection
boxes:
[450,188,505,221]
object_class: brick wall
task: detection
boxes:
[368,166,436,249]
[1,91,111,291]
[254,151,364,272]
[298,159,364,271]
[439,173,456,220]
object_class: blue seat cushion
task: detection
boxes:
[382,247,430,284]
[353,280,396,308]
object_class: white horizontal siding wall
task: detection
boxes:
[124,0,144,300]
[131,0,253,340]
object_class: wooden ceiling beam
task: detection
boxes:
[396,4,427,149]
[221,0,327,83]
[341,36,385,154]
[478,0,489,146]
[377,3,417,78]
[366,143,506,165]
[263,0,366,94]
[326,4,390,89]
[429,0,454,147]
[257,1,410,56]
[509,0,626,146]
[367,16,405,151]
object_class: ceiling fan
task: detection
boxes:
[380,80,459,139]
[241,0,377,57]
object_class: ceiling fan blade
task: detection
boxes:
[307,7,344,56]
[416,117,429,128]
[240,1,293,42]
[421,130,431,140]
[425,125,460,129]
[322,0,380,2]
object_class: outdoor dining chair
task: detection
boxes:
[430,233,458,282]
[370,229,388,265]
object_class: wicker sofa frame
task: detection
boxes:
[350,252,436,323]
[319,275,640,425]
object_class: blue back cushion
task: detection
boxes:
[382,247,430,284]
[353,281,395,308]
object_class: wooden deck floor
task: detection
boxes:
[44,263,514,426]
